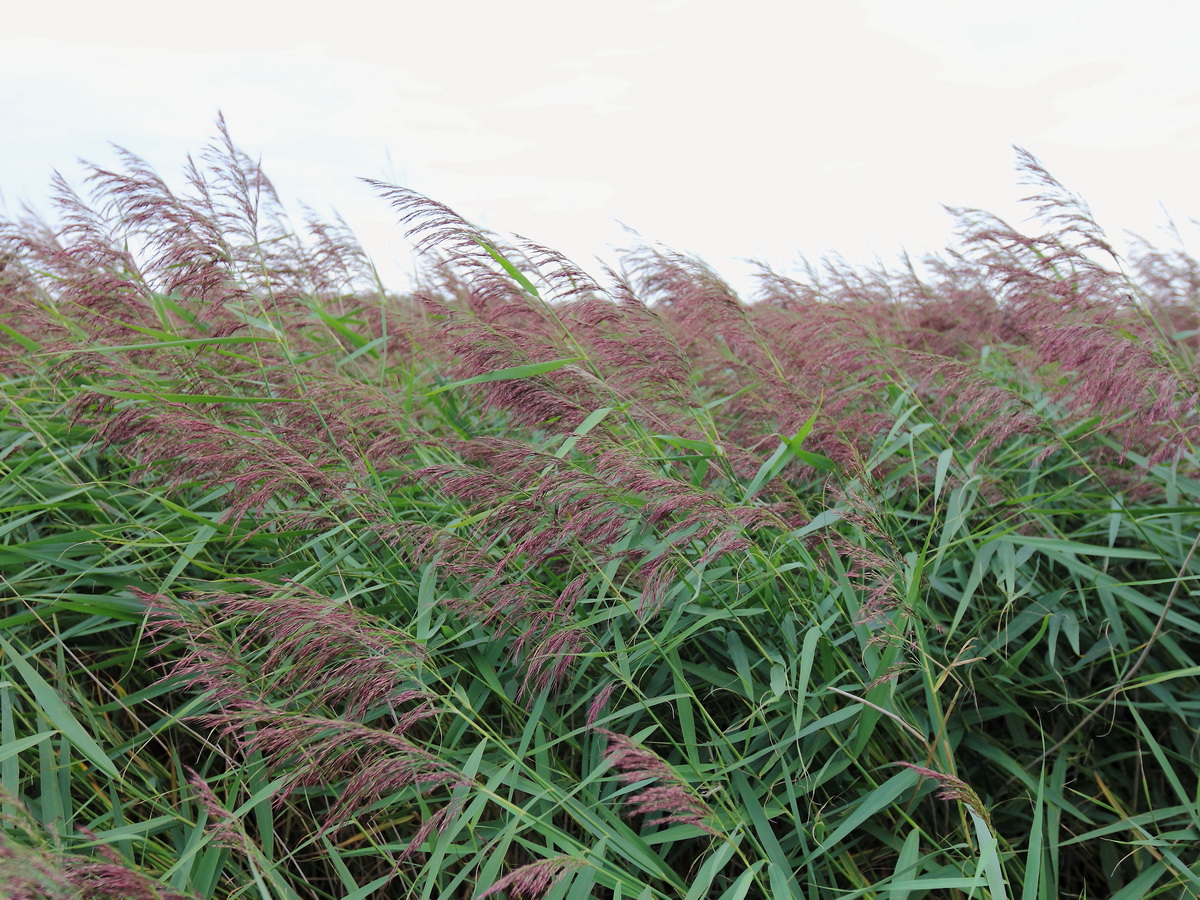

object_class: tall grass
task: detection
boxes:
[1,122,1198,898]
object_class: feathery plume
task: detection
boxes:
[599,730,720,835]
[896,762,991,829]
[479,856,587,900]
[141,585,472,851]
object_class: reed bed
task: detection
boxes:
[1,123,1198,898]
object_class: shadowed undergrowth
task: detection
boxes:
[1,124,1199,899]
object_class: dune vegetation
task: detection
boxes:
[1,122,1198,899]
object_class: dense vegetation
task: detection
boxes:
[1,123,1199,899]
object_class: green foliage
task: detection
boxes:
[1,133,1199,899]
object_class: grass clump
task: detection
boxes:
[1,122,1199,898]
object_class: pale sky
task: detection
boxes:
[3,0,1199,296]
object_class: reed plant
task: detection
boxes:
[1,122,1198,898]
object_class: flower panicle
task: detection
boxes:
[139,582,430,720]
[599,730,720,836]
[897,762,991,828]
[479,856,587,900]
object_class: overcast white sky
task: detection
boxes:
[3,0,1199,296]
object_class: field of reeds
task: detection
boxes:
[1,122,1199,899]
